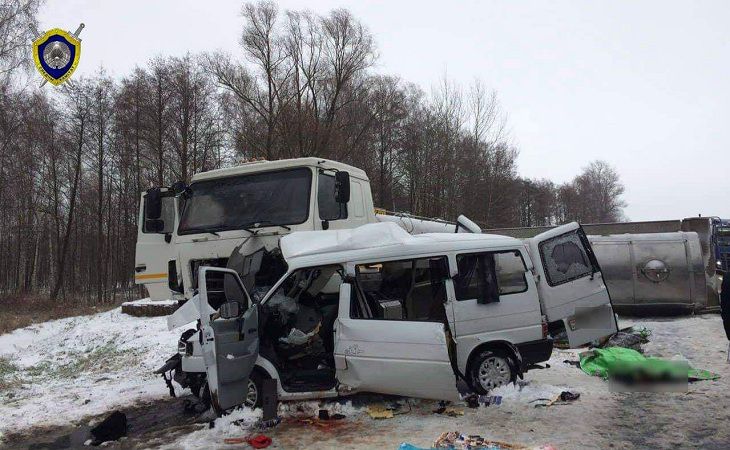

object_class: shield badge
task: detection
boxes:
[32,27,82,86]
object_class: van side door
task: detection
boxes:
[528,222,618,347]
[135,187,178,300]
[449,249,543,371]
[333,257,460,401]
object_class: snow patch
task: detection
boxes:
[160,407,262,449]
[491,383,567,403]
[121,297,178,307]
[0,305,182,435]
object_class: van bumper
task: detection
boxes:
[516,338,553,370]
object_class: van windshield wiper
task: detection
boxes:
[244,220,292,232]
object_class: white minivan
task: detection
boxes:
[181,221,617,413]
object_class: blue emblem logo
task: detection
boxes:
[31,24,84,86]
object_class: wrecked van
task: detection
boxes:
[165,221,618,413]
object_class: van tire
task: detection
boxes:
[468,350,515,394]
[246,369,267,409]
[201,369,267,413]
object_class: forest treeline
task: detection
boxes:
[0,0,625,302]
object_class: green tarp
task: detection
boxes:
[579,347,719,381]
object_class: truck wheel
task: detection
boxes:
[469,350,515,394]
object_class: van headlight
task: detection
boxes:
[178,339,193,356]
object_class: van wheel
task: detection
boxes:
[469,350,514,394]
[245,370,266,409]
[201,370,267,413]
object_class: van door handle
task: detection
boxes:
[135,265,146,273]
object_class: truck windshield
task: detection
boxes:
[178,168,312,235]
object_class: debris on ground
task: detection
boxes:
[367,404,394,419]
[223,434,272,448]
[432,405,464,417]
[365,399,412,419]
[602,327,652,352]
[431,431,527,449]
[479,395,503,407]
[89,411,127,446]
[318,409,347,421]
[531,391,581,408]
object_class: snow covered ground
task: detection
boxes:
[0,302,181,439]
[1,307,728,449]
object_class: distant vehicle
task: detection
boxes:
[164,221,617,413]
[714,219,730,272]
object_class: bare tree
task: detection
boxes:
[0,0,42,81]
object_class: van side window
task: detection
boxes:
[318,173,348,221]
[353,257,449,321]
[539,231,593,286]
[143,196,175,234]
[454,251,528,302]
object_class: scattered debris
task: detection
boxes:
[89,411,127,446]
[432,405,464,417]
[478,395,502,406]
[463,394,479,408]
[255,417,281,429]
[432,431,526,449]
[602,327,651,352]
[317,409,346,421]
[367,404,394,419]
[532,391,581,408]
[223,434,272,448]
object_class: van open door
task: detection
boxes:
[197,267,259,414]
[135,187,178,300]
[528,222,618,347]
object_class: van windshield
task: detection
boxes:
[178,168,312,235]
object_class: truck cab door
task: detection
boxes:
[528,222,618,347]
[135,187,178,300]
[197,267,259,414]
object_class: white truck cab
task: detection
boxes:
[180,221,617,413]
[135,158,376,302]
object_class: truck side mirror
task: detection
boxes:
[171,180,188,194]
[145,188,162,220]
[335,171,350,204]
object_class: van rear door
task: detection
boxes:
[135,187,177,300]
[528,222,618,347]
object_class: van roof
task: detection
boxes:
[190,157,369,183]
[281,222,524,269]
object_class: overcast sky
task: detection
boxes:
[40,0,730,221]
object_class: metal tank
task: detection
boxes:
[587,232,708,313]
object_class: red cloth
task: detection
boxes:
[249,435,272,449]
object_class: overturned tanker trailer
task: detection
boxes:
[588,232,708,314]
